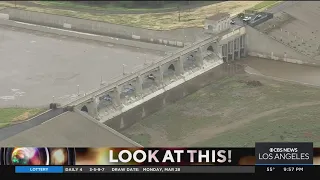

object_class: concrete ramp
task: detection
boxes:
[0,19,178,52]
[0,8,189,47]
[249,1,320,65]
[246,25,315,66]
[283,2,320,30]
[253,9,320,63]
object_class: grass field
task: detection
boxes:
[0,108,45,128]
[122,74,320,147]
[32,1,190,13]
[248,1,282,11]
[0,1,261,30]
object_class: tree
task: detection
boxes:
[237,13,245,19]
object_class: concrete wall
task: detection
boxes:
[246,25,311,62]
[0,8,207,47]
[248,52,319,66]
[0,19,178,52]
[105,63,244,131]
[0,13,9,20]
[204,18,231,35]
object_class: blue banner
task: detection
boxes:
[15,166,63,173]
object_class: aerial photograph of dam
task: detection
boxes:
[0,1,320,149]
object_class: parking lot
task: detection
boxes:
[232,11,272,27]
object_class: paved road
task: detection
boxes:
[0,111,139,147]
[232,1,298,27]
[265,1,298,14]
[0,119,47,142]
[0,108,64,142]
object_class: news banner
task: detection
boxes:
[0,142,319,175]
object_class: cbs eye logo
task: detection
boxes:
[3,147,73,165]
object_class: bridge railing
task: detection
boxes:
[61,33,233,107]
[220,27,246,42]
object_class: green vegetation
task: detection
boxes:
[0,1,260,30]
[123,74,320,147]
[248,1,282,11]
[0,108,45,128]
[195,104,320,147]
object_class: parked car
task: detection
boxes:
[243,16,251,22]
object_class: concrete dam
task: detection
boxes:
[62,27,247,131]
[1,1,319,147]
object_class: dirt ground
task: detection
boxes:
[122,74,320,147]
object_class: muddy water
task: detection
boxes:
[240,57,320,86]
[0,26,163,107]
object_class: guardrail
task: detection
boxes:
[61,36,220,107]
[220,27,246,41]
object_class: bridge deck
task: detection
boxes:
[0,111,139,147]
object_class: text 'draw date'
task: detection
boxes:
[64,166,254,173]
